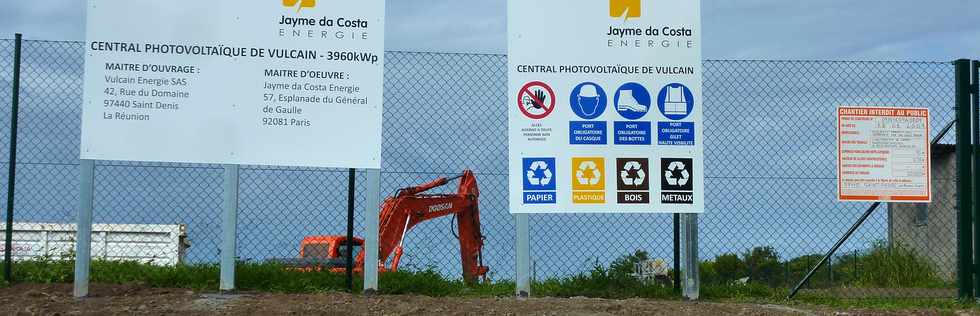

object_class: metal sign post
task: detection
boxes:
[515,213,531,297]
[363,169,381,293]
[346,168,355,292]
[219,164,240,292]
[4,33,22,284]
[681,213,699,300]
[73,159,95,298]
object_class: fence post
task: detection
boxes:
[219,164,239,292]
[969,58,980,297]
[673,213,680,293]
[854,250,859,281]
[515,213,530,297]
[955,58,974,300]
[784,262,790,288]
[346,168,355,292]
[73,160,95,297]
[681,213,699,300]
[827,256,833,286]
[3,33,22,284]
[972,59,980,298]
[362,168,381,293]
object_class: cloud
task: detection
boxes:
[385,0,505,54]
[0,1,86,41]
[703,0,979,61]
[0,0,977,60]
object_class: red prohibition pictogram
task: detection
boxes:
[517,81,557,120]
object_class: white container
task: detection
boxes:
[1,222,189,266]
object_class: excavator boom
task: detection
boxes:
[353,170,488,283]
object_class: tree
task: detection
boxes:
[713,253,746,283]
[743,246,780,286]
[609,250,649,278]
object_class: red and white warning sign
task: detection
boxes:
[517,81,556,119]
[837,106,931,202]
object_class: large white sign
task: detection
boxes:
[508,0,704,213]
[837,107,931,202]
[81,0,384,168]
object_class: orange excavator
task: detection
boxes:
[275,170,489,284]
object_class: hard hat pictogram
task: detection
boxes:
[580,84,598,98]
[570,82,607,120]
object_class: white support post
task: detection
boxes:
[363,168,381,293]
[681,213,700,301]
[515,213,531,297]
[220,164,239,292]
[73,159,95,298]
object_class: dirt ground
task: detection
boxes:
[0,283,974,316]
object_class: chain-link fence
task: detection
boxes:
[0,39,961,297]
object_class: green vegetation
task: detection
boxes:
[0,241,964,312]
[701,241,949,289]
[784,296,978,312]
[848,241,947,288]
[533,260,678,299]
[0,241,949,294]
[0,264,7,288]
[1,257,759,299]
[1,258,512,297]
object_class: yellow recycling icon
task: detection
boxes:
[572,157,605,191]
[283,0,316,11]
[610,0,641,20]
[572,157,606,204]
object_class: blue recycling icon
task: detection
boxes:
[523,158,556,191]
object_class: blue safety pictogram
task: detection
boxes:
[657,83,695,121]
[614,82,651,120]
[569,82,607,120]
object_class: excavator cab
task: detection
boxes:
[274,236,365,272]
[299,236,364,261]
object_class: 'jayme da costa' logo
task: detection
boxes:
[277,0,373,41]
[283,0,316,11]
[606,0,695,49]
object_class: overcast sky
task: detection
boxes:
[1,0,978,60]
